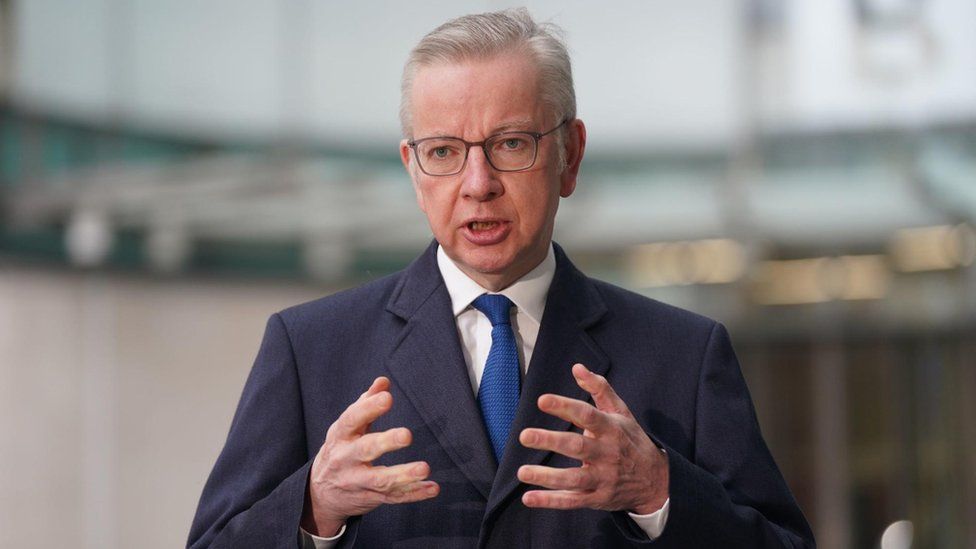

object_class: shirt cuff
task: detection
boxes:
[300,523,346,549]
[627,497,670,540]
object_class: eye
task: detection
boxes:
[493,135,530,153]
[422,141,461,161]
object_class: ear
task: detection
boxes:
[559,119,586,198]
[400,139,427,213]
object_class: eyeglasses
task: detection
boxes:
[407,118,568,176]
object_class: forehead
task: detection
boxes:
[409,54,546,136]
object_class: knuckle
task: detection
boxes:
[338,413,358,432]
[573,468,588,488]
[575,493,591,508]
[582,407,597,425]
[528,467,544,484]
[594,374,608,388]
[533,430,549,447]
[330,441,352,463]
[356,439,375,461]
[394,428,411,447]
[571,435,586,456]
[371,474,393,491]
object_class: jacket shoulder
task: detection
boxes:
[274,271,404,333]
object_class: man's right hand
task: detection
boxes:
[302,376,440,537]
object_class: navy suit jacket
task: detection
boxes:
[188,243,814,548]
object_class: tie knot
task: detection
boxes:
[472,294,514,326]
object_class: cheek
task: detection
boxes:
[422,188,459,227]
[517,187,560,230]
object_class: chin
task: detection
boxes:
[448,238,541,283]
[462,254,515,276]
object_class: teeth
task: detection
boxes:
[470,221,498,231]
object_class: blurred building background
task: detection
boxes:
[1,1,974,547]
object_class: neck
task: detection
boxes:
[456,247,551,292]
[462,269,525,293]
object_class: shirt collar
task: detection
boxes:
[436,244,555,324]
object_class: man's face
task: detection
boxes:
[400,54,585,291]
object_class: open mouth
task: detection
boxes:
[462,219,510,245]
[468,221,501,231]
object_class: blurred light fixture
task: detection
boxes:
[752,257,832,305]
[627,239,746,288]
[880,519,913,549]
[65,209,114,267]
[837,254,891,300]
[889,224,975,272]
[949,223,976,267]
[752,255,890,306]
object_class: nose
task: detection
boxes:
[460,146,503,201]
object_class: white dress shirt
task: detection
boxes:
[301,244,669,547]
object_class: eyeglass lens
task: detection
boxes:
[415,133,537,175]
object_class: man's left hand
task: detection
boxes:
[517,363,669,515]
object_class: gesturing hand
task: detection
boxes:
[517,364,669,515]
[302,377,439,537]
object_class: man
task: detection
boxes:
[188,9,814,548]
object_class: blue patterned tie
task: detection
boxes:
[472,294,521,461]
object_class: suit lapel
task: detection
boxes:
[384,243,496,499]
[484,244,610,518]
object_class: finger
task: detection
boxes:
[537,393,610,434]
[362,461,433,493]
[354,427,413,462]
[518,464,596,491]
[572,364,629,416]
[359,376,390,400]
[522,489,588,510]
[519,428,597,461]
[334,391,394,439]
[381,480,440,504]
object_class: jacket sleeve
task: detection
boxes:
[187,313,313,549]
[614,322,815,548]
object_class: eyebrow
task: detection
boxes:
[422,119,538,139]
[491,118,536,133]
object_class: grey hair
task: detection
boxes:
[399,8,576,139]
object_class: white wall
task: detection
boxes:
[0,267,325,549]
[11,0,745,151]
[763,0,976,130]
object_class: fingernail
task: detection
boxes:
[396,429,409,444]
[522,430,537,445]
[427,484,438,495]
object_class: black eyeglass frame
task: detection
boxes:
[407,118,570,176]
